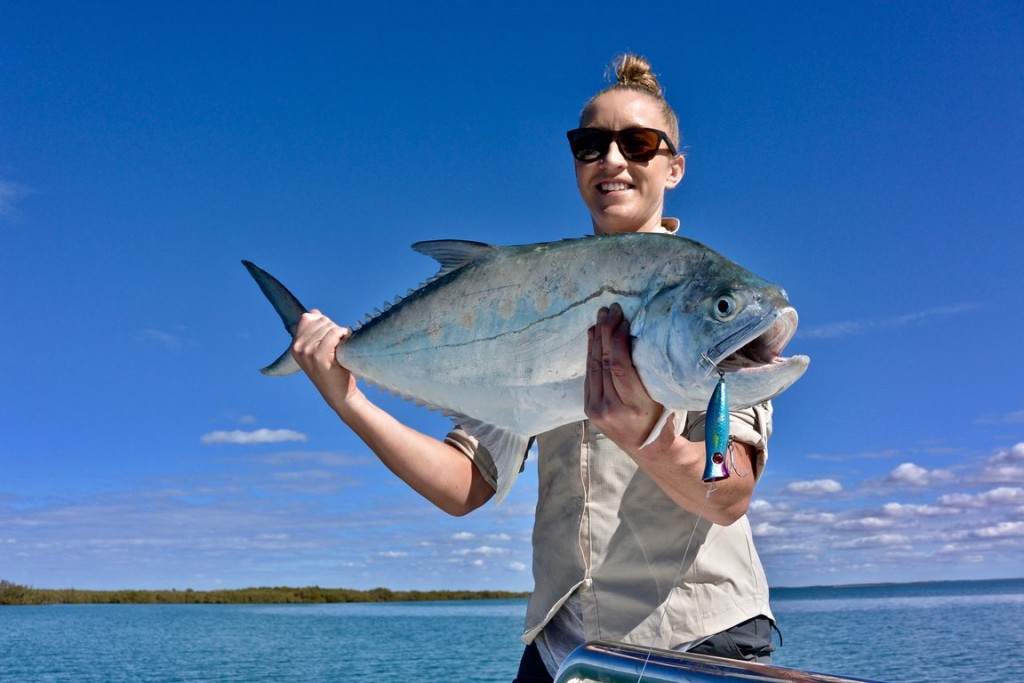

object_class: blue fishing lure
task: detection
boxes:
[702,373,731,482]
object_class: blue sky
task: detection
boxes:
[2,2,1022,592]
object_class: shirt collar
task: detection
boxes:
[656,217,680,234]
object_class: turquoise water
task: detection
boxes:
[770,578,1024,682]
[2,580,1022,682]
[0,600,526,682]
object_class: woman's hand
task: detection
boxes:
[584,303,669,452]
[290,309,359,413]
[290,309,493,515]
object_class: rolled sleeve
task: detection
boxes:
[444,427,499,491]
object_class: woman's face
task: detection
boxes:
[574,90,685,235]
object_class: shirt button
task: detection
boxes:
[575,496,584,508]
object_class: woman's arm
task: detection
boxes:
[291,310,495,516]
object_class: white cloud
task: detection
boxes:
[936,546,986,563]
[939,487,1024,508]
[974,412,1024,426]
[882,502,957,517]
[785,479,843,495]
[451,532,475,541]
[981,487,1024,504]
[0,463,537,592]
[752,522,787,537]
[989,444,1024,463]
[452,545,508,556]
[201,428,308,445]
[832,533,910,549]
[272,469,336,484]
[509,561,528,572]
[139,328,187,349]
[973,522,1024,538]
[743,444,1024,584]
[885,462,953,487]
[807,448,902,462]
[255,451,369,467]
[979,465,1024,483]
[835,517,895,531]
[977,443,1024,483]
[799,304,979,340]
[791,511,837,524]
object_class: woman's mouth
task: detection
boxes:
[598,182,632,193]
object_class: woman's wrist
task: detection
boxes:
[332,385,368,421]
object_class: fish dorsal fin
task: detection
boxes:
[411,240,496,279]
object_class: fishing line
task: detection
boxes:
[582,368,738,681]
[635,482,716,683]
[635,369,732,681]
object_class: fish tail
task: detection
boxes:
[241,260,305,376]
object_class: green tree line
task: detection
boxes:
[0,580,528,606]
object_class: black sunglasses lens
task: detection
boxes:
[618,129,661,161]
[569,129,611,161]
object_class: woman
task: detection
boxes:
[292,55,776,682]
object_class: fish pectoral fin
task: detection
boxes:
[457,418,531,505]
[639,408,682,449]
[260,347,301,376]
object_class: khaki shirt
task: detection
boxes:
[447,405,774,649]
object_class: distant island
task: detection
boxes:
[0,580,529,606]
[6,577,1019,607]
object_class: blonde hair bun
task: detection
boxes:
[581,53,681,148]
[609,54,664,98]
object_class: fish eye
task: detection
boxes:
[712,295,738,321]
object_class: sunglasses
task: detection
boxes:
[566,127,678,163]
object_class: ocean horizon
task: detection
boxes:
[6,574,1022,596]
[2,578,1022,682]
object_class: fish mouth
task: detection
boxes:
[704,307,801,376]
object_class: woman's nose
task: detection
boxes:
[600,139,627,167]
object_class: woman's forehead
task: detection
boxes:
[583,90,668,129]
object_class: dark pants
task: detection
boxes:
[688,615,777,663]
[512,616,777,683]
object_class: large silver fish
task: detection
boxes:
[244,233,809,501]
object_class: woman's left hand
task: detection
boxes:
[584,304,757,523]
[584,303,669,452]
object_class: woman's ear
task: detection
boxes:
[665,154,685,189]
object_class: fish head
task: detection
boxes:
[632,272,810,411]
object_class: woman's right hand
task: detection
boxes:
[290,310,494,514]
[290,309,359,412]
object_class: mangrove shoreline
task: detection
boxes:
[0,580,529,606]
